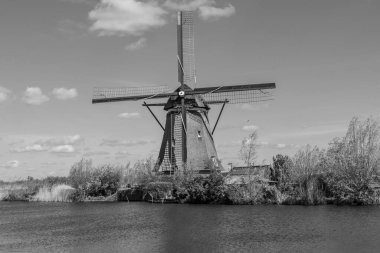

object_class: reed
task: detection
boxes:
[31,184,75,202]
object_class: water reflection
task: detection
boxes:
[1,202,380,253]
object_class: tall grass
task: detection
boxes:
[32,184,75,202]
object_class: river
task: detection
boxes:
[1,202,380,253]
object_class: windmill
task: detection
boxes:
[92,11,276,174]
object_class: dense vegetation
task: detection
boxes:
[1,116,379,205]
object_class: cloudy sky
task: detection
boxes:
[0,0,379,180]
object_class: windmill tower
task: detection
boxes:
[92,11,276,174]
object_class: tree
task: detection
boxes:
[239,130,258,167]
[291,145,326,182]
[239,130,259,197]
[326,116,380,204]
[290,145,327,204]
[131,155,157,185]
[69,158,92,189]
[271,154,293,191]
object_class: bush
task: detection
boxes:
[183,172,228,204]
[68,159,124,197]
[271,154,293,193]
[325,116,380,204]
[117,186,144,201]
[144,182,173,199]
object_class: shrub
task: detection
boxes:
[32,184,75,202]
[271,154,293,193]
[325,116,380,204]
[68,158,124,197]
[144,182,173,199]
[84,165,123,197]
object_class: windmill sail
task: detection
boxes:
[92,86,175,103]
[193,83,276,104]
[178,11,196,89]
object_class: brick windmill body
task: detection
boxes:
[93,11,276,174]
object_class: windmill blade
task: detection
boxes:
[178,11,196,89]
[92,86,176,104]
[202,89,274,104]
[189,83,276,104]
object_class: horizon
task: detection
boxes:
[1,0,380,181]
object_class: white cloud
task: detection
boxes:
[238,103,269,111]
[217,140,241,148]
[163,0,214,10]
[125,37,147,51]
[10,144,47,153]
[88,0,235,37]
[258,141,269,146]
[117,112,140,118]
[3,160,20,169]
[0,86,12,104]
[242,125,259,131]
[37,134,83,146]
[50,145,75,153]
[52,87,78,100]
[199,4,235,20]
[89,0,167,36]
[22,87,50,105]
[101,139,154,147]
[66,135,82,144]
[59,0,94,4]
[9,135,83,155]
[271,126,347,139]
[83,151,110,156]
[276,143,287,149]
[115,150,130,156]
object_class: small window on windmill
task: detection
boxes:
[197,130,202,139]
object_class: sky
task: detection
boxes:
[0,0,379,180]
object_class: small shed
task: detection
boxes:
[225,165,272,185]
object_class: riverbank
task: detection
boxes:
[2,171,380,205]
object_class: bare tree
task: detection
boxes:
[327,116,380,186]
[239,130,258,167]
[239,130,259,196]
[291,145,326,181]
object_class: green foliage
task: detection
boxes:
[126,156,157,186]
[291,145,327,182]
[0,176,70,201]
[117,186,144,201]
[68,158,93,189]
[271,116,380,205]
[271,154,293,192]
[324,116,380,205]
[84,165,123,197]
[225,183,261,204]
[69,188,86,202]
[183,172,228,204]
[144,182,173,199]
[1,189,30,201]
[287,146,328,205]
[68,158,123,197]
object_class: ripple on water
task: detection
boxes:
[1,202,380,253]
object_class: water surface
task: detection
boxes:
[1,202,380,253]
